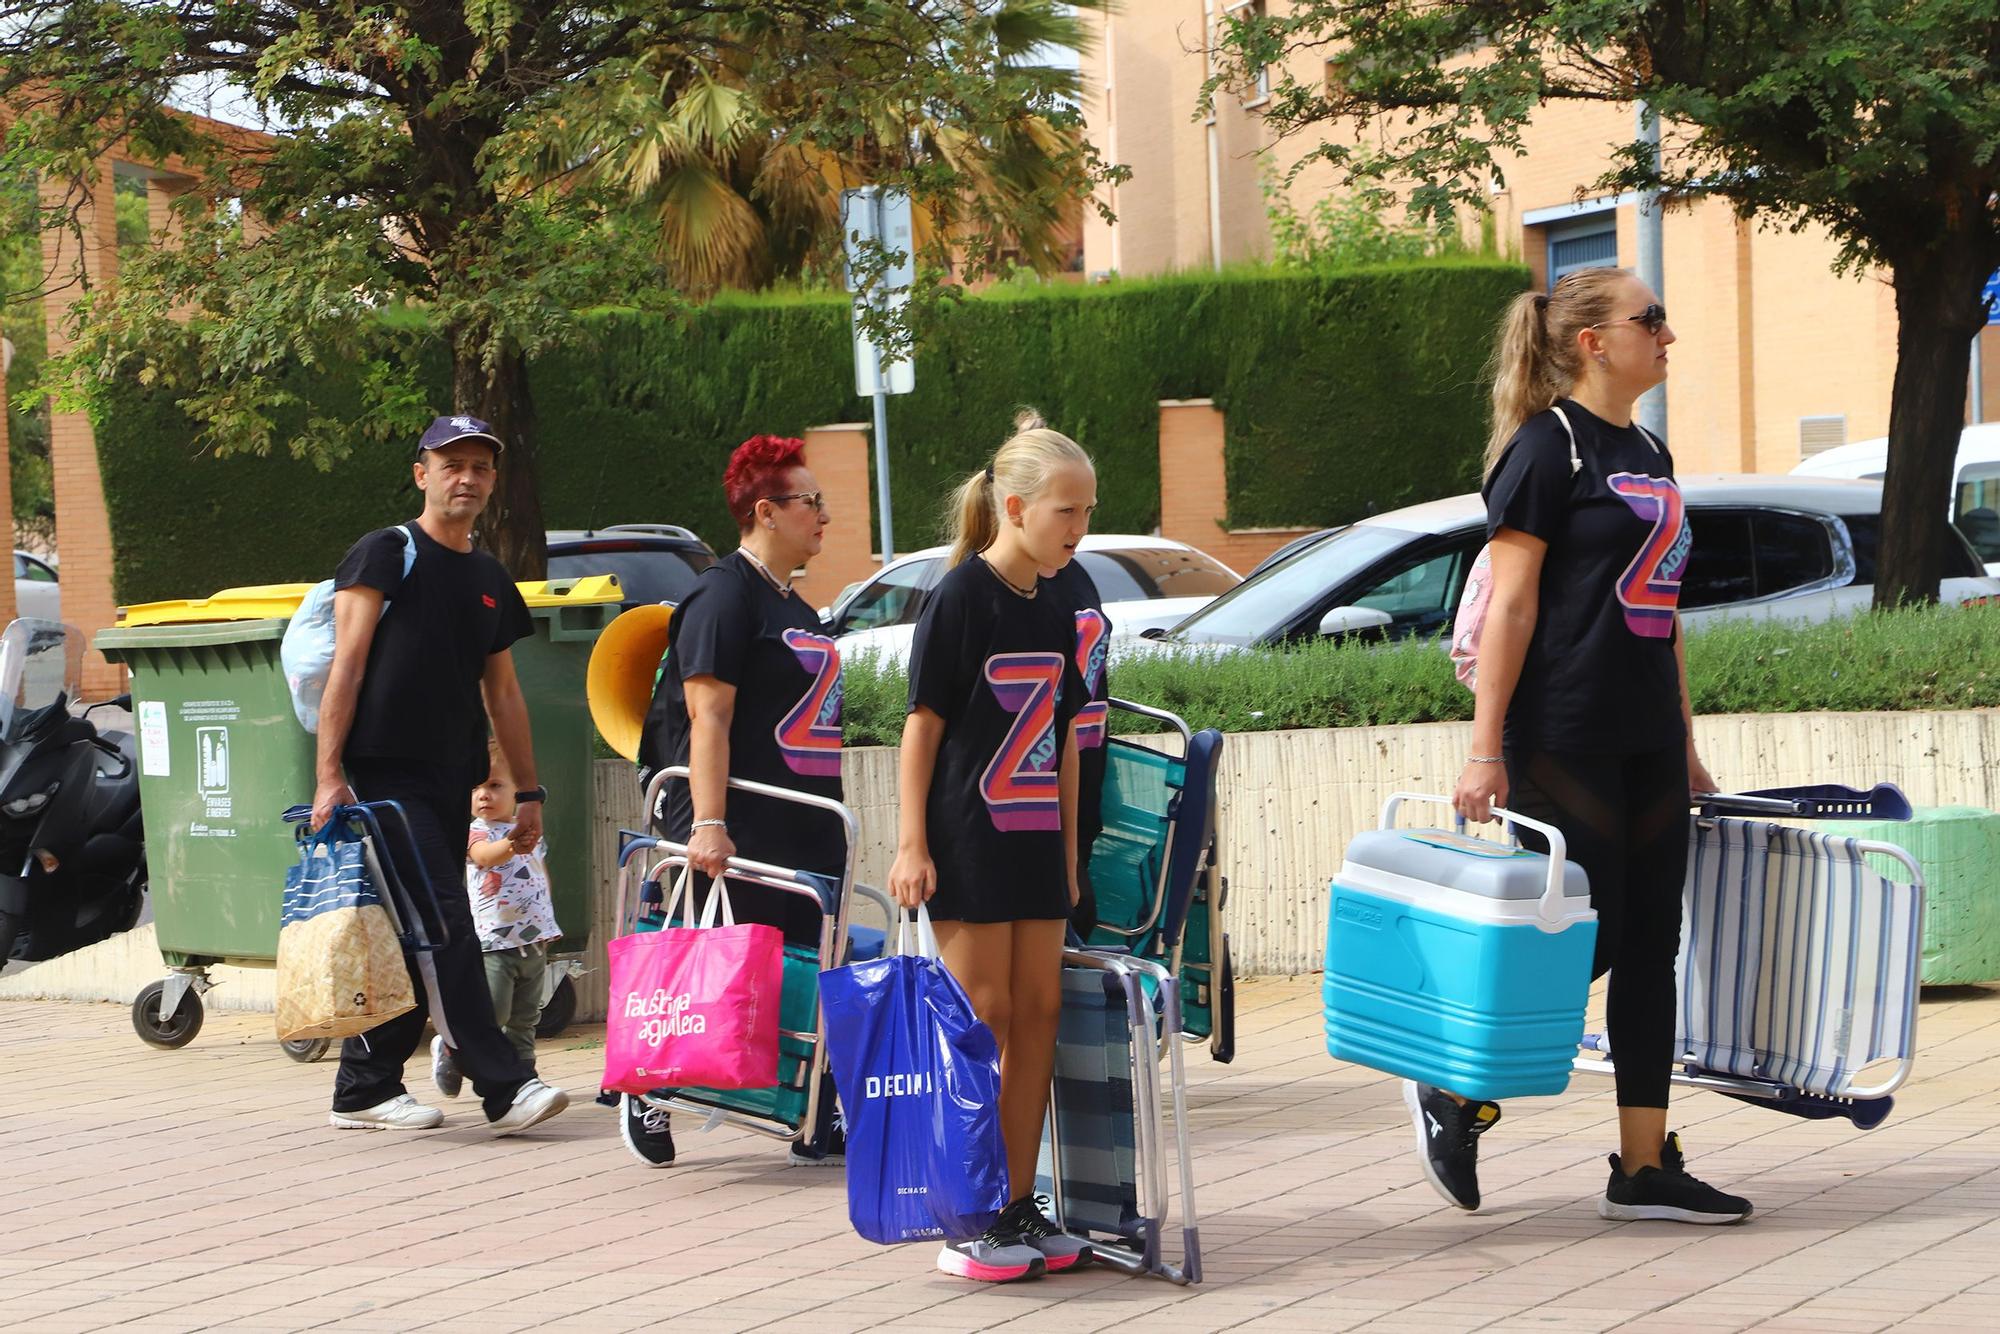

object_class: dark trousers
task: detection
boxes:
[331,761,535,1119]
[1504,744,1689,1109]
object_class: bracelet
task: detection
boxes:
[1467,754,1505,765]
[690,818,728,831]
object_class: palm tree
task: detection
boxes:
[514,1,1105,295]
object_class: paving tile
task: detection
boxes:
[5,982,2000,1331]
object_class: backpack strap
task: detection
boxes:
[396,524,418,585]
[1549,405,1582,476]
[1635,423,1665,455]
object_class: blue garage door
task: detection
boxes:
[1548,223,1618,286]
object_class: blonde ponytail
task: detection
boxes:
[1483,266,1629,473]
[945,408,1094,567]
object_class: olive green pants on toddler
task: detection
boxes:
[484,941,548,1067]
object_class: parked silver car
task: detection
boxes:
[1155,475,1999,651]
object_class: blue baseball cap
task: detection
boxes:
[418,414,505,455]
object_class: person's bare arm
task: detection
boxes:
[480,650,541,850]
[888,707,947,908]
[1673,614,1717,795]
[311,585,384,829]
[468,835,515,869]
[1453,529,1546,823]
[683,675,738,877]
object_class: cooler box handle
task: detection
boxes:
[1378,791,1573,925]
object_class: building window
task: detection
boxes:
[1546,216,1618,287]
[1227,0,1271,107]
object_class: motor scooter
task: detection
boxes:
[0,619,147,963]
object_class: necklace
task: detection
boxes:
[739,546,792,593]
[979,554,1038,600]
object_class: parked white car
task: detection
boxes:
[826,535,1241,669]
[1792,425,2000,574]
[13,551,57,622]
[1148,475,1999,653]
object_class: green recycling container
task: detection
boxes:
[97,576,621,973]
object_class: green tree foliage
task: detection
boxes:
[0,1,1118,576]
[1212,1,2000,608]
[1,204,53,546]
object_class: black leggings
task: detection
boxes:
[1504,745,1688,1109]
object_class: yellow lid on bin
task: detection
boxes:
[517,574,623,607]
[116,584,315,627]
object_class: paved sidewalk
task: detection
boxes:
[4,978,2000,1333]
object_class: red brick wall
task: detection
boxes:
[791,424,881,611]
[1157,399,1314,576]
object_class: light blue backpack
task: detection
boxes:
[281,525,416,732]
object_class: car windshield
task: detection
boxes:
[1168,523,1423,646]
[1075,549,1239,602]
[548,547,715,605]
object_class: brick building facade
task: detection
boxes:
[1078,4,2000,479]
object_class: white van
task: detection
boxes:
[1792,425,2000,574]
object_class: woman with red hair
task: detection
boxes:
[626,434,847,1170]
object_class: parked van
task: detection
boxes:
[1792,425,2000,574]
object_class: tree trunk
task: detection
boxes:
[452,341,548,580]
[1876,242,1990,608]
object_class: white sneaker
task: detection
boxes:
[488,1078,569,1137]
[329,1094,444,1131]
[430,1035,463,1100]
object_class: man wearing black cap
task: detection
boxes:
[309,415,569,1135]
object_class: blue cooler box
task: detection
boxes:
[1323,793,1597,1101]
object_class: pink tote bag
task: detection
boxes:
[603,871,784,1095]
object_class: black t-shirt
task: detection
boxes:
[639,552,846,876]
[1483,400,1690,754]
[335,523,533,778]
[908,557,1085,922]
[1044,560,1110,854]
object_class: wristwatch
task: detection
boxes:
[514,785,548,805]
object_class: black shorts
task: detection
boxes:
[927,865,1072,924]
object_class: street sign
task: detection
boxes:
[841,187,916,396]
[1984,269,2000,325]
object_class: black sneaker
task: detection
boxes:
[789,1115,846,1167]
[1003,1195,1093,1272]
[1403,1079,1501,1211]
[1599,1131,1753,1225]
[619,1094,676,1168]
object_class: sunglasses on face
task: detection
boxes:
[1591,303,1669,335]
[766,491,827,513]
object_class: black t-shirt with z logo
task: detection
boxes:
[907,557,1086,923]
[334,523,534,780]
[640,552,847,877]
[1482,399,1691,755]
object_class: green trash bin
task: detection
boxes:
[97,574,621,1055]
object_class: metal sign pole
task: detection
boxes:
[872,386,895,563]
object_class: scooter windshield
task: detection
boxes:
[0,619,82,744]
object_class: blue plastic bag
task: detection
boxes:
[820,906,1008,1244]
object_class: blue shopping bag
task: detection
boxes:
[820,905,1009,1245]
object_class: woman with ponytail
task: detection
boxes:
[1406,268,1752,1226]
[890,410,1099,1283]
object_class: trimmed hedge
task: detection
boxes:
[839,603,2000,745]
[94,261,1525,604]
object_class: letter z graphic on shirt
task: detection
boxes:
[979,652,1065,832]
[776,628,843,777]
[1607,473,1690,639]
[1073,608,1109,750]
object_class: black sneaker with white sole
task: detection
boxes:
[620,1094,677,1168]
[1403,1079,1501,1212]
[1599,1132,1752,1225]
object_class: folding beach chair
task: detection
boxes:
[1035,949,1202,1285]
[1574,784,1925,1129]
[1086,697,1235,1062]
[613,768,893,1147]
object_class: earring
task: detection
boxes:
[766,520,776,530]
[1595,355,1610,367]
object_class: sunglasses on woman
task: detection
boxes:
[1591,303,1669,335]
[766,491,827,513]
